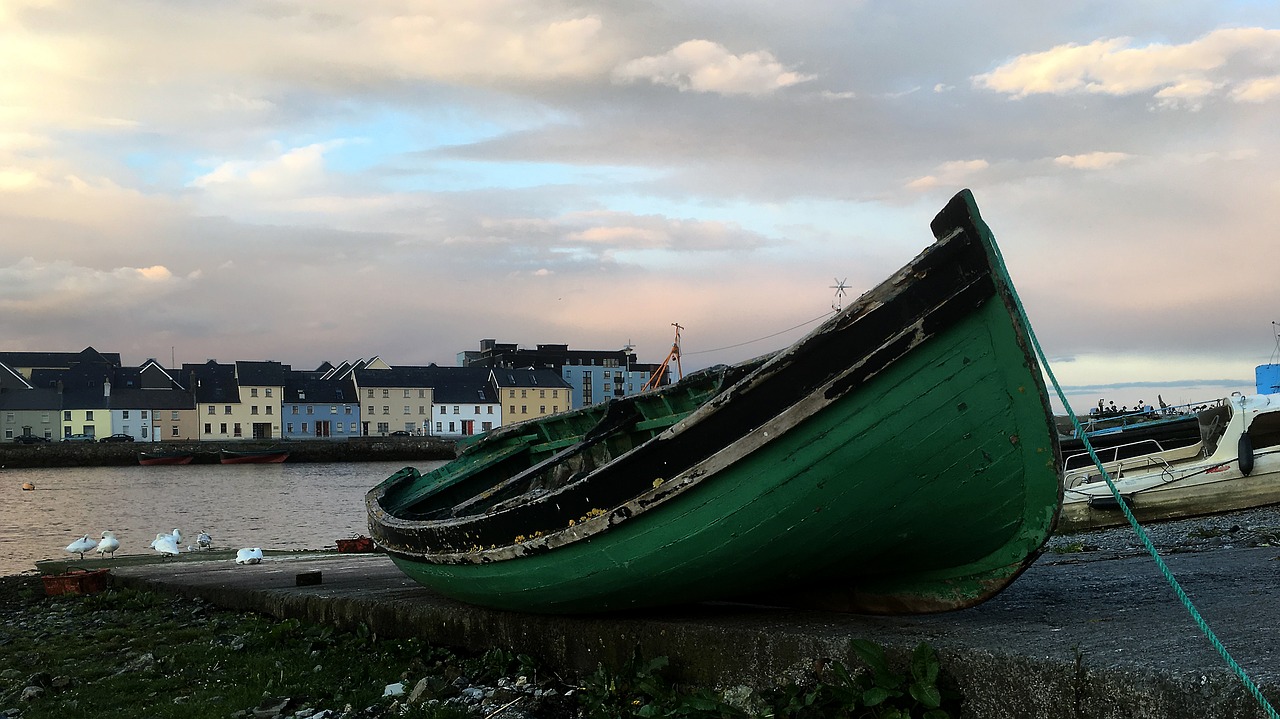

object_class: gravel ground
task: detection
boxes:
[1044,505,1280,559]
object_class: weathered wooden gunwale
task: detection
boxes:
[366,189,1063,614]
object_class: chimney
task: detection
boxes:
[104,378,111,398]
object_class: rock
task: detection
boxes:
[408,677,430,704]
[460,687,485,703]
[382,682,404,697]
[19,686,43,702]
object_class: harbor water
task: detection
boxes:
[0,460,444,576]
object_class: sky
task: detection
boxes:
[2,0,1279,416]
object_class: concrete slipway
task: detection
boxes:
[100,543,1280,719]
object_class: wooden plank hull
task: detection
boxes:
[138,452,195,466]
[220,450,289,464]
[367,190,1063,614]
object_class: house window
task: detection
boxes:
[204,423,212,434]
[418,406,426,415]
[41,412,49,423]
[376,422,389,434]
[86,411,94,421]
[345,406,352,415]
[141,410,148,419]
[482,422,492,431]
[251,406,259,415]
[306,406,314,415]
[540,390,546,398]
[349,422,357,433]
[521,405,527,413]
[418,389,426,398]
[122,425,130,434]
[172,426,180,437]
[224,405,232,415]
[521,389,527,398]
[367,405,374,415]
[403,406,410,415]
[474,406,480,414]
[487,406,493,414]
[123,410,130,419]
[208,406,215,415]
[367,389,374,398]
[448,422,455,432]
[64,410,72,421]
[170,411,178,420]
[382,406,390,415]
[292,406,299,414]
[540,406,545,414]
[436,422,442,432]
[233,423,242,437]
[453,406,460,414]
[382,389,389,398]
[301,423,308,433]
[265,388,272,397]
[403,389,410,398]
[287,423,294,433]
[250,388,259,397]
[508,390,515,398]
[330,406,337,414]
[509,405,515,414]
[219,423,227,434]
[266,406,272,415]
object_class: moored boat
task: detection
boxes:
[366,189,1063,615]
[219,449,289,464]
[138,450,196,466]
[1060,392,1280,532]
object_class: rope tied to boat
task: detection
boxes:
[985,235,1280,719]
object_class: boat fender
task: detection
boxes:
[1238,433,1255,476]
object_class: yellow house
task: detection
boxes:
[491,368,572,425]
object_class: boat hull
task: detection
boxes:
[138,452,195,466]
[219,450,289,464]
[1059,449,1280,532]
[368,190,1062,614]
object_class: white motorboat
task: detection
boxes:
[1060,392,1280,532]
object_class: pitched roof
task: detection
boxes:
[490,368,572,389]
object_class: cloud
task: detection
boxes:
[613,40,815,96]
[973,28,1280,106]
[906,159,990,190]
[1053,151,1132,170]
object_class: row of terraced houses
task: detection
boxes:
[0,340,667,443]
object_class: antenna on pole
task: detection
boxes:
[642,323,683,391]
[830,278,849,311]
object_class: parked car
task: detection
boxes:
[388,430,412,437]
[11,434,49,444]
[98,433,134,443]
[62,434,95,442]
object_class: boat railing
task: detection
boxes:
[1064,438,1204,488]
[1073,397,1226,438]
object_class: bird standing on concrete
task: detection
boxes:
[150,532,180,557]
[65,534,96,560]
[196,531,212,549]
[95,530,120,559]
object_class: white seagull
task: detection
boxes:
[150,532,180,557]
[169,528,182,545]
[235,548,263,565]
[196,531,212,549]
[95,530,120,559]
[65,534,96,560]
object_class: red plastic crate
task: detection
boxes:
[336,536,375,553]
[42,568,110,596]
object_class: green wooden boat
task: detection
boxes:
[366,190,1063,614]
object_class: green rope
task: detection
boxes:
[985,236,1279,718]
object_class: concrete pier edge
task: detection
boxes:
[98,548,1280,719]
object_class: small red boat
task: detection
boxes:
[220,449,289,464]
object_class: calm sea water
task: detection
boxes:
[0,460,444,576]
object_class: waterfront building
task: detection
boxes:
[458,339,662,408]
[235,361,291,439]
[344,360,437,436]
[281,370,360,440]
[490,367,572,425]
[426,367,498,438]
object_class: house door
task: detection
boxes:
[252,422,272,439]
[315,420,331,438]
[461,420,475,436]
